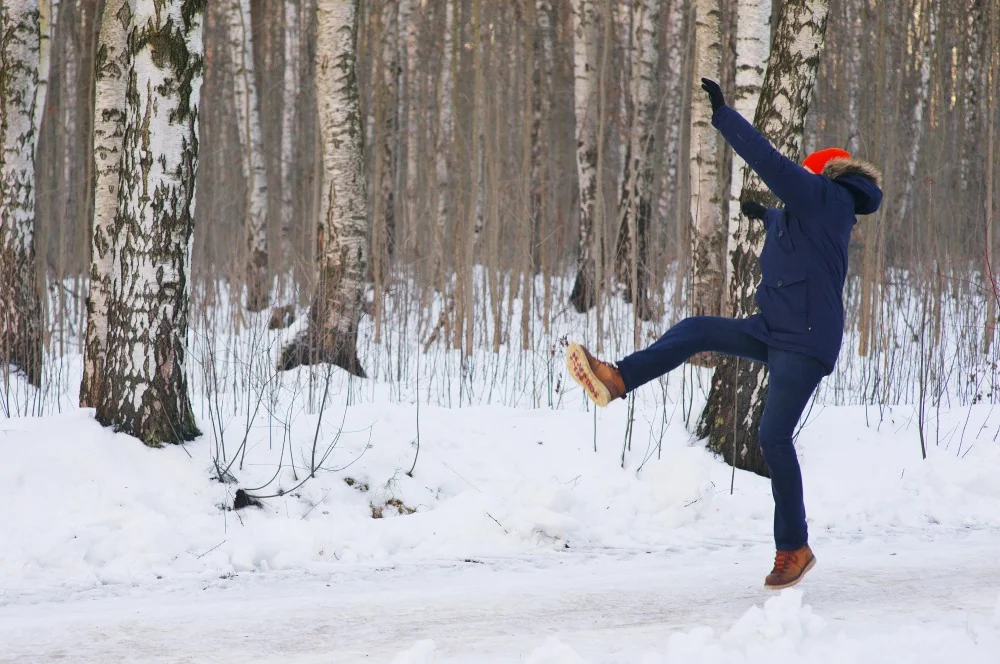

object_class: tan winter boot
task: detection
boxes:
[565,343,626,407]
[764,545,816,590]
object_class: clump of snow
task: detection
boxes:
[392,639,437,664]
[727,589,826,651]
[525,636,587,664]
[658,590,825,662]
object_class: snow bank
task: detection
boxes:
[2,398,1000,599]
[645,589,1000,664]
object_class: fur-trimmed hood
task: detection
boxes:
[823,157,883,215]
[822,157,883,187]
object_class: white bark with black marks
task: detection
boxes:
[615,0,659,323]
[723,0,770,302]
[569,0,600,312]
[81,0,132,408]
[0,0,43,387]
[689,0,724,318]
[280,0,368,378]
[96,0,203,445]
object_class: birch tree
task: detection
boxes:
[655,0,688,316]
[81,0,131,408]
[568,0,600,312]
[697,0,830,476]
[372,0,398,294]
[896,0,935,225]
[95,0,203,445]
[722,0,770,306]
[34,0,53,160]
[689,0,724,318]
[433,0,454,289]
[960,0,983,194]
[279,0,301,293]
[280,0,368,377]
[0,0,43,387]
[227,0,269,311]
[400,0,420,258]
[614,0,659,324]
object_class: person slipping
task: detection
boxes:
[566,77,883,590]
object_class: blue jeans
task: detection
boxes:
[616,317,826,551]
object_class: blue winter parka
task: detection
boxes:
[711,105,883,374]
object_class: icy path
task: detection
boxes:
[2,533,999,663]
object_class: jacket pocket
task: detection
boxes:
[758,272,809,334]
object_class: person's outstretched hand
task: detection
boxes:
[701,78,725,113]
[740,200,767,220]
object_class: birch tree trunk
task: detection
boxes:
[896,0,934,225]
[722,0,770,305]
[279,0,368,378]
[81,0,131,408]
[843,0,861,153]
[960,0,983,194]
[96,0,203,445]
[371,0,398,341]
[531,0,554,266]
[654,0,687,255]
[568,0,600,312]
[433,0,454,291]
[34,0,52,160]
[227,0,269,311]
[373,0,398,289]
[697,0,830,477]
[400,0,420,259]
[688,0,724,319]
[279,0,301,294]
[614,0,659,324]
[984,0,997,354]
[0,0,43,387]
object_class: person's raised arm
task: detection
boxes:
[700,79,824,212]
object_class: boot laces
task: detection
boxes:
[772,550,797,574]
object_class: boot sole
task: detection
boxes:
[566,344,612,407]
[764,554,816,590]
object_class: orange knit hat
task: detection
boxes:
[803,148,851,175]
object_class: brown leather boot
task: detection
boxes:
[764,545,816,590]
[565,343,626,407]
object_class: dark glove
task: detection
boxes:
[700,78,725,113]
[740,200,767,220]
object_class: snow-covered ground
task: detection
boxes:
[3,385,1000,662]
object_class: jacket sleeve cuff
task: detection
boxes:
[710,105,729,128]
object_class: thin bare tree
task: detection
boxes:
[279,0,302,296]
[227,0,270,311]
